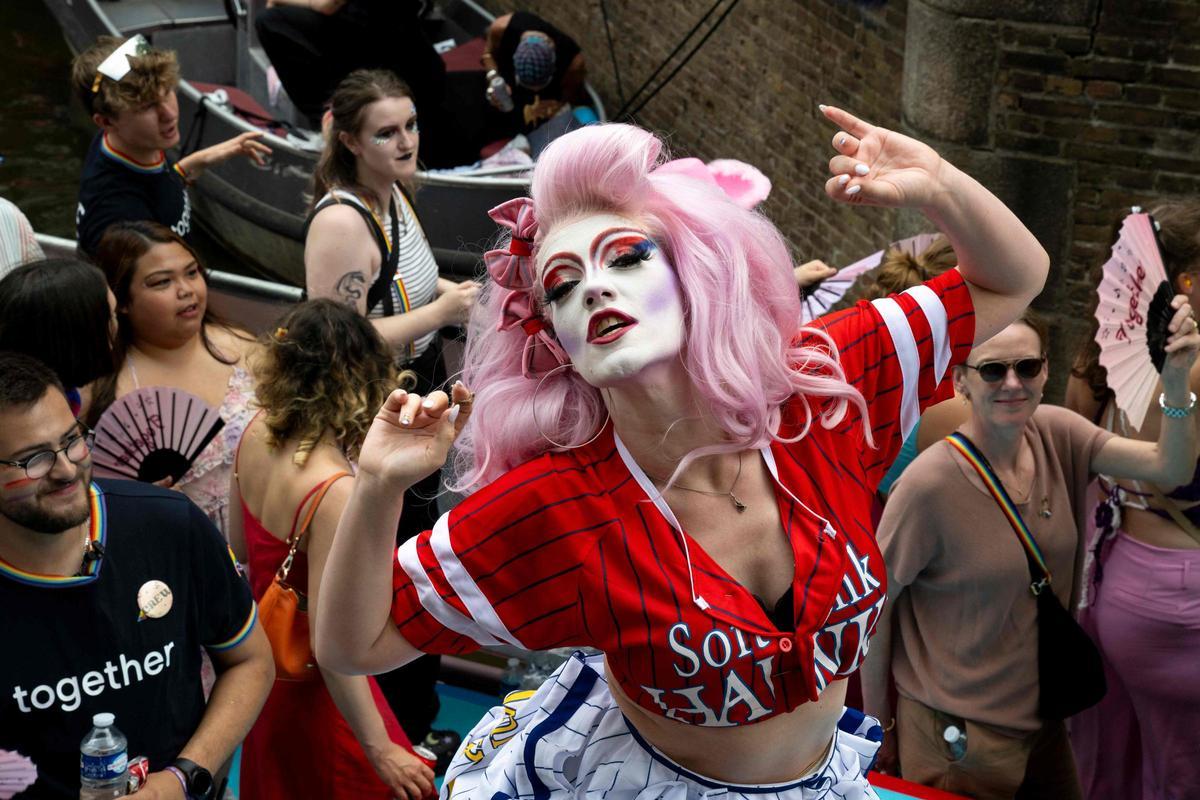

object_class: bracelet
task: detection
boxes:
[164,766,189,798]
[1159,391,1197,419]
[172,162,195,187]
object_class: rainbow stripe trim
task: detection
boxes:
[209,602,258,651]
[946,433,1052,581]
[100,134,166,174]
[0,483,106,588]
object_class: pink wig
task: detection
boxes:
[453,123,869,491]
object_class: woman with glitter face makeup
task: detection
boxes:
[304,69,476,752]
[318,109,1050,798]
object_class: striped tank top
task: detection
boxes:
[321,186,439,360]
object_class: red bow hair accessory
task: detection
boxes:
[484,197,539,290]
[485,197,571,378]
[499,288,570,379]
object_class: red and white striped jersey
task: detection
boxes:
[392,269,975,726]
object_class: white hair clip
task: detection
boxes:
[95,35,151,86]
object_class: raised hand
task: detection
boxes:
[819,105,948,210]
[356,382,474,490]
[1162,295,1200,390]
[794,259,838,290]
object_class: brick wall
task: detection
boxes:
[479,0,1200,396]
[477,0,909,268]
[992,3,1200,368]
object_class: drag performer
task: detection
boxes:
[317,107,1048,798]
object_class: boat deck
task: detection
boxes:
[98,0,228,34]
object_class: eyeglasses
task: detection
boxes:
[0,426,95,481]
[964,357,1046,383]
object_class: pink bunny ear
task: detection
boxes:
[653,158,771,209]
[706,159,771,209]
[652,157,720,189]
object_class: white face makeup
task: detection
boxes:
[536,213,685,387]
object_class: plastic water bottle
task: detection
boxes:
[80,713,128,799]
[943,724,967,760]
[499,657,523,698]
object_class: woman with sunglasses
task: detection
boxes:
[862,308,1199,799]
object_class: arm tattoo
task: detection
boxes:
[334,271,367,307]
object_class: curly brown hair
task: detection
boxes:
[252,299,414,465]
[71,36,180,117]
[833,235,958,310]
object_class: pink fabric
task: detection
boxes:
[1083,532,1200,800]
[175,367,257,537]
[484,197,570,378]
[652,157,771,209]
[484,197,538,290]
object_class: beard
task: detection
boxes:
[0,474,91,534]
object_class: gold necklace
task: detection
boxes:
[649,452,748,513]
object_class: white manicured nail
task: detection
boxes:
[854,163,870,176]
[838,174,851,186]
[837,135,847,147]
[846,185,862,196]
[449,404,461,425]
[819,104,828,111]
[422,398,435,409]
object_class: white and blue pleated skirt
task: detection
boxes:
[442,652,883,800]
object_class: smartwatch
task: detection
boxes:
[169,758,214,800]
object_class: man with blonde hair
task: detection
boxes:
[71,36,271,256]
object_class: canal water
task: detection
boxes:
[1,0,245,272]
[0,0,92,238]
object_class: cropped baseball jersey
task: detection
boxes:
[391,269,974,727]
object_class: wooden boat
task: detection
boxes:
[39,0,605,285]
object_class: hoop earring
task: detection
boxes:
[532,363,610,450]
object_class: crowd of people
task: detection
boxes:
[0,21,1197,800]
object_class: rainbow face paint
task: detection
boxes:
[2,476,40,501]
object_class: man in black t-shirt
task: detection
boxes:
[0,353,274,800]
[71,36,272,257]
[482,12,587,135]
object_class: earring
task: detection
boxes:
[532,363,610,450]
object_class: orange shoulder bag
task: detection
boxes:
[258,471,351,681]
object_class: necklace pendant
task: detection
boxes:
[731,494,747,513]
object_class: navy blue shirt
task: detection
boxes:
[75,133,191,257]
[0,480,255,799]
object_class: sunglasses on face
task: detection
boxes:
[964,357,1046,383]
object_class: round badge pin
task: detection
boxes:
[137,579,173,619]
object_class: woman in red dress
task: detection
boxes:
[229,300,434,800]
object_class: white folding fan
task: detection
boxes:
[800,232,942,323]
[1094,210,1175,431]
[91,387,225,484]
[0,750,37,800]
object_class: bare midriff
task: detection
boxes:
[607,656,847,784]
[1117,503,1200,550]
